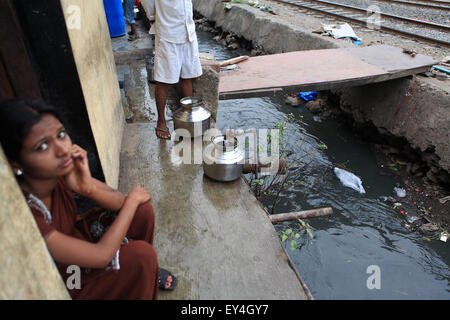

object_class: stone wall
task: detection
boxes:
[333,76,450,178]
[60,0,125,188]
[0,149,70,299]
[193,0,339,53]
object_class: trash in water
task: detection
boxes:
[334,167,366,194]
[298,91,318,101]
[405,214,420,224]
[439,195,450,204]
[393,203,402,209]
[440,232,448,242]
[312,115,322,123]
[394,187,406,198]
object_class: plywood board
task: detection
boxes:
[219,45,437,99]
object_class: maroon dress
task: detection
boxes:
[24,180,159,300]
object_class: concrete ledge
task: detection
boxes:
[118,122,312,299]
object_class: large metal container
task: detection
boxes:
[203,135,245,182]
[173,97,211,138]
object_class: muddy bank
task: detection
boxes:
[192,4,449,233]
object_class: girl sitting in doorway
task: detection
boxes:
[0,99,177,299]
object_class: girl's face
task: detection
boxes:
[16,114,74,180]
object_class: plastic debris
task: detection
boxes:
[315,23,361,42]
[220,64,239,71]
[298,91,318,101]
[334,167,366,194]
[352,40,362,45]
[440,232,448,242]
[433,65,450,75]
[439,195,450,204]
[394,187,406,198]
[405,214,420,224]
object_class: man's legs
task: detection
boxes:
[180,78,193,98]
[125,0,138,40]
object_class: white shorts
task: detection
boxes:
[154,36,203,84]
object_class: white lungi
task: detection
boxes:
[154,36,203,84]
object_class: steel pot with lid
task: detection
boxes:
[173,97,211,138]
[203,135,245,182]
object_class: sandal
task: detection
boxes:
[155,126,171,140]
[159,268,177,290]
[128,33,139,41]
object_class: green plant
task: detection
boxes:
[287,113,295,122]
[280,219,314,251]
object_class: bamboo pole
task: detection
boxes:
[219,55,249,67]
[270,207,333,224]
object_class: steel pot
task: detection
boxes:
[173,97,211,138]
[203,135,245,182]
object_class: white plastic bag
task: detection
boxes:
[394,187,406,198]
[334,167,366,194]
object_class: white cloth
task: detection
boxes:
[141,0,197,43]
[154,36,202,84]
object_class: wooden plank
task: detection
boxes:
[219,48,387,95]
[219,45,437,99]
[341,45,437,73]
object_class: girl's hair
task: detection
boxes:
[0,99,63,162]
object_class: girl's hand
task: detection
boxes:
[63,144,93,196]
[126,186,151,206]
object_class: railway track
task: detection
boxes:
[374,0,450,11]
[272,0,450,47]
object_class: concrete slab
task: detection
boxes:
[219,45,438,99]
[118,123,312,299]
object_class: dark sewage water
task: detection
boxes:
[197,30,450,299]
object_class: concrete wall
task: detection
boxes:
[0,149,70,299]
[60,0,125,188]
[333,76,450,175]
